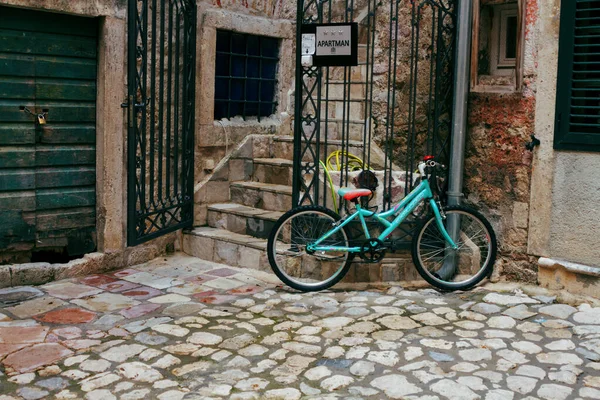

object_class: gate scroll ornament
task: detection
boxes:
[292,0,457,245]
[127,0,197,245]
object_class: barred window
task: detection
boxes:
[214,30,280,120]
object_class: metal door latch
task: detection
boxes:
[20,106,49,125]
[525,135,540,151]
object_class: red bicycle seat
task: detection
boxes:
[338,188,372,201]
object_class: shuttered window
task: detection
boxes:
[555,0,600,151]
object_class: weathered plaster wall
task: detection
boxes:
[464,0,539,283]
[529,0,600,269]
[548,154,600,266]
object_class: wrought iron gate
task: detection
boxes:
[293,0,456,219]
[127,0,196,245]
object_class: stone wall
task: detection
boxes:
[464,0,540,283]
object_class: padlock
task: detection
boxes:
[37,114,46,125]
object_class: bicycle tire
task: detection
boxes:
[267,205,354,292]
[411,205,497,291]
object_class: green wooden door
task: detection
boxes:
[0,6,98,262]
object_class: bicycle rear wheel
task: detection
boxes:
[267,205,354,292]
[412,205,497,291]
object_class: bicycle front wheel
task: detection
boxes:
[412,206,497,291]
[267,205,354,292]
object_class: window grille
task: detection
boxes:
[214,30,280,121]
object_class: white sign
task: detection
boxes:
[316,25,352,56]
[302,34,316,55]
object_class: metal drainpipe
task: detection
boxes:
[447,0,473,207]
[437,0,473,281]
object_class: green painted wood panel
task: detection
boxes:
[39,125,95,145]
[0,29,97,59]
[0,6,98,256]
[36,187,95,210]
[0,77,35,99]
[0,191,35,211]
[0,54,96,80]
[0,146,34,168]
[36,207,96,231]
[35,145,95,166]
[0,6,98,37]
[35,167,95,189]
[36,79,96,101]
[0,124,35,145]
[0,170,34,191]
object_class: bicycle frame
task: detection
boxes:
[307,178,458,253]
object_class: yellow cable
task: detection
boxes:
[320,160,338,213]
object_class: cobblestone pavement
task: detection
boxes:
[0,254,599,400]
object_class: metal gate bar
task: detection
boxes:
[127,0,196,246]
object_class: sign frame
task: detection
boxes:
[301,22,359,67]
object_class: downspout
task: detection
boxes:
[437,0,473,281]
[447,0,473,207]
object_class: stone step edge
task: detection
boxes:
[185,227,268,251]
[272,135,366,147]
[252,158,294,167]
[207,203,284,222]
[230,181,293,195]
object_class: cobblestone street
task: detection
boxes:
[0,254,599,399]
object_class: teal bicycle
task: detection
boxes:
[267,156,497,292]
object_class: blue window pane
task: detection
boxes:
[215,77,230,100]
[247,58,260,78]
[231,56,245,78]
[216,30,230,52]
[232,33,246,55]
[261,60,277,79]
[247,35,260,56]
[261,38,279,58]
[215,54,230,77]
[261,81,276,102]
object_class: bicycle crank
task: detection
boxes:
[359,238,387,263]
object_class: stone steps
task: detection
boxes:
[230,181,293,212]
[183,227,271,272]
[207,203,283,240]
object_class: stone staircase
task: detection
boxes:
[182,134,420,285]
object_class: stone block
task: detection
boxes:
[226,214,247,235]
[208,211,227,230]
[211,163,229,181]
[272,141,293,160]
[513,202,529,229]
[253,137,271,158]
[231,187,260,208]
[254,164,291,185]
[0,266,12,289]
[381,264,400,282]
[183,235,215,261]
[262,191,291,212]
[229,159,253,182]
[258,251,271,272]
[10,263,54,286]
[369,264,382,283]
[194,185,207,204]
[194,205,208,226]
[237,247,262,270]
[214,241,239,266]
[205,181,231,204]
